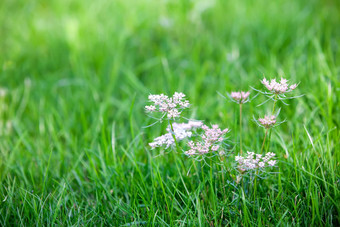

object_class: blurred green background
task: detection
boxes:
[1,0,339,134]
[0,0,339,225]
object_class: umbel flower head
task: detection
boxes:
[235,151,277,171]
[230,91,250,104]
[261,77,298,95]
[149,121,202,149]
[252,77,301,106]
[185,124,229,156]
[145,92,190,119]
[258,115,276,129]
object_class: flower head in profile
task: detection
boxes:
[252,77,301,105]
[145,92,190,119]
[258,115,276,129]
[185,124,229,156]
[149,121,202,149]
[261,77,298,95]
[235,151,277,171]
[230,91,250,104]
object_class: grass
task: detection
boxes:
[0,0,339,225]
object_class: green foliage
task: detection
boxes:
[0,0,339,225]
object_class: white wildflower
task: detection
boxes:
[145,105,156,112]
[145,92,190,119]
[261,77,298,95]
[230,91,250,104]
[185,124,229,156]
[258,115,276,129]
[149,120,202,149]
[267,160,277,166]
[235,151,277,170]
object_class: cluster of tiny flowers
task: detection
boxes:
[230,91,250,104]
[149,121,203,149]
[258,115,276,128]
[235,152,276,170]
[261,78,298,94]
[145,92,190,119]
[185,124,229,155]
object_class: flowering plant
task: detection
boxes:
[229,91,250,104]
[145,92,190,119]
[185,124,229,156]
[252,77,301,106]
[261,77,298,94]
[144,76,300,193]
[148,121,203,149]
[235,151,277,171]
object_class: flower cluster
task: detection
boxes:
[230,91,250,104]
[185,124,229,156]
[145,92,190,119]
[261,78,298,94]
[149,121,202,149]
[258,115,276,128]
[235,152,276,171]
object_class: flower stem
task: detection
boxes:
[192,159,200,180]
[253,171,258,201]
[272,94,278,115]
[260,129,268,154]
[266,95,278,153]
[169,120,180,152]
[239,103,243,155]
[220,161,226,200]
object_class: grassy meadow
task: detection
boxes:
[0,0,339,225]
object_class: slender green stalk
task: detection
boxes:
[169,120,187,169]
[254,171,258,201]
[192,159,200,182]
[266,94,278,152]
[240,103,243,155]
[260,128,269,154]
[220,161,226,200]
[169,120,180,152]
[272,94,278,115]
